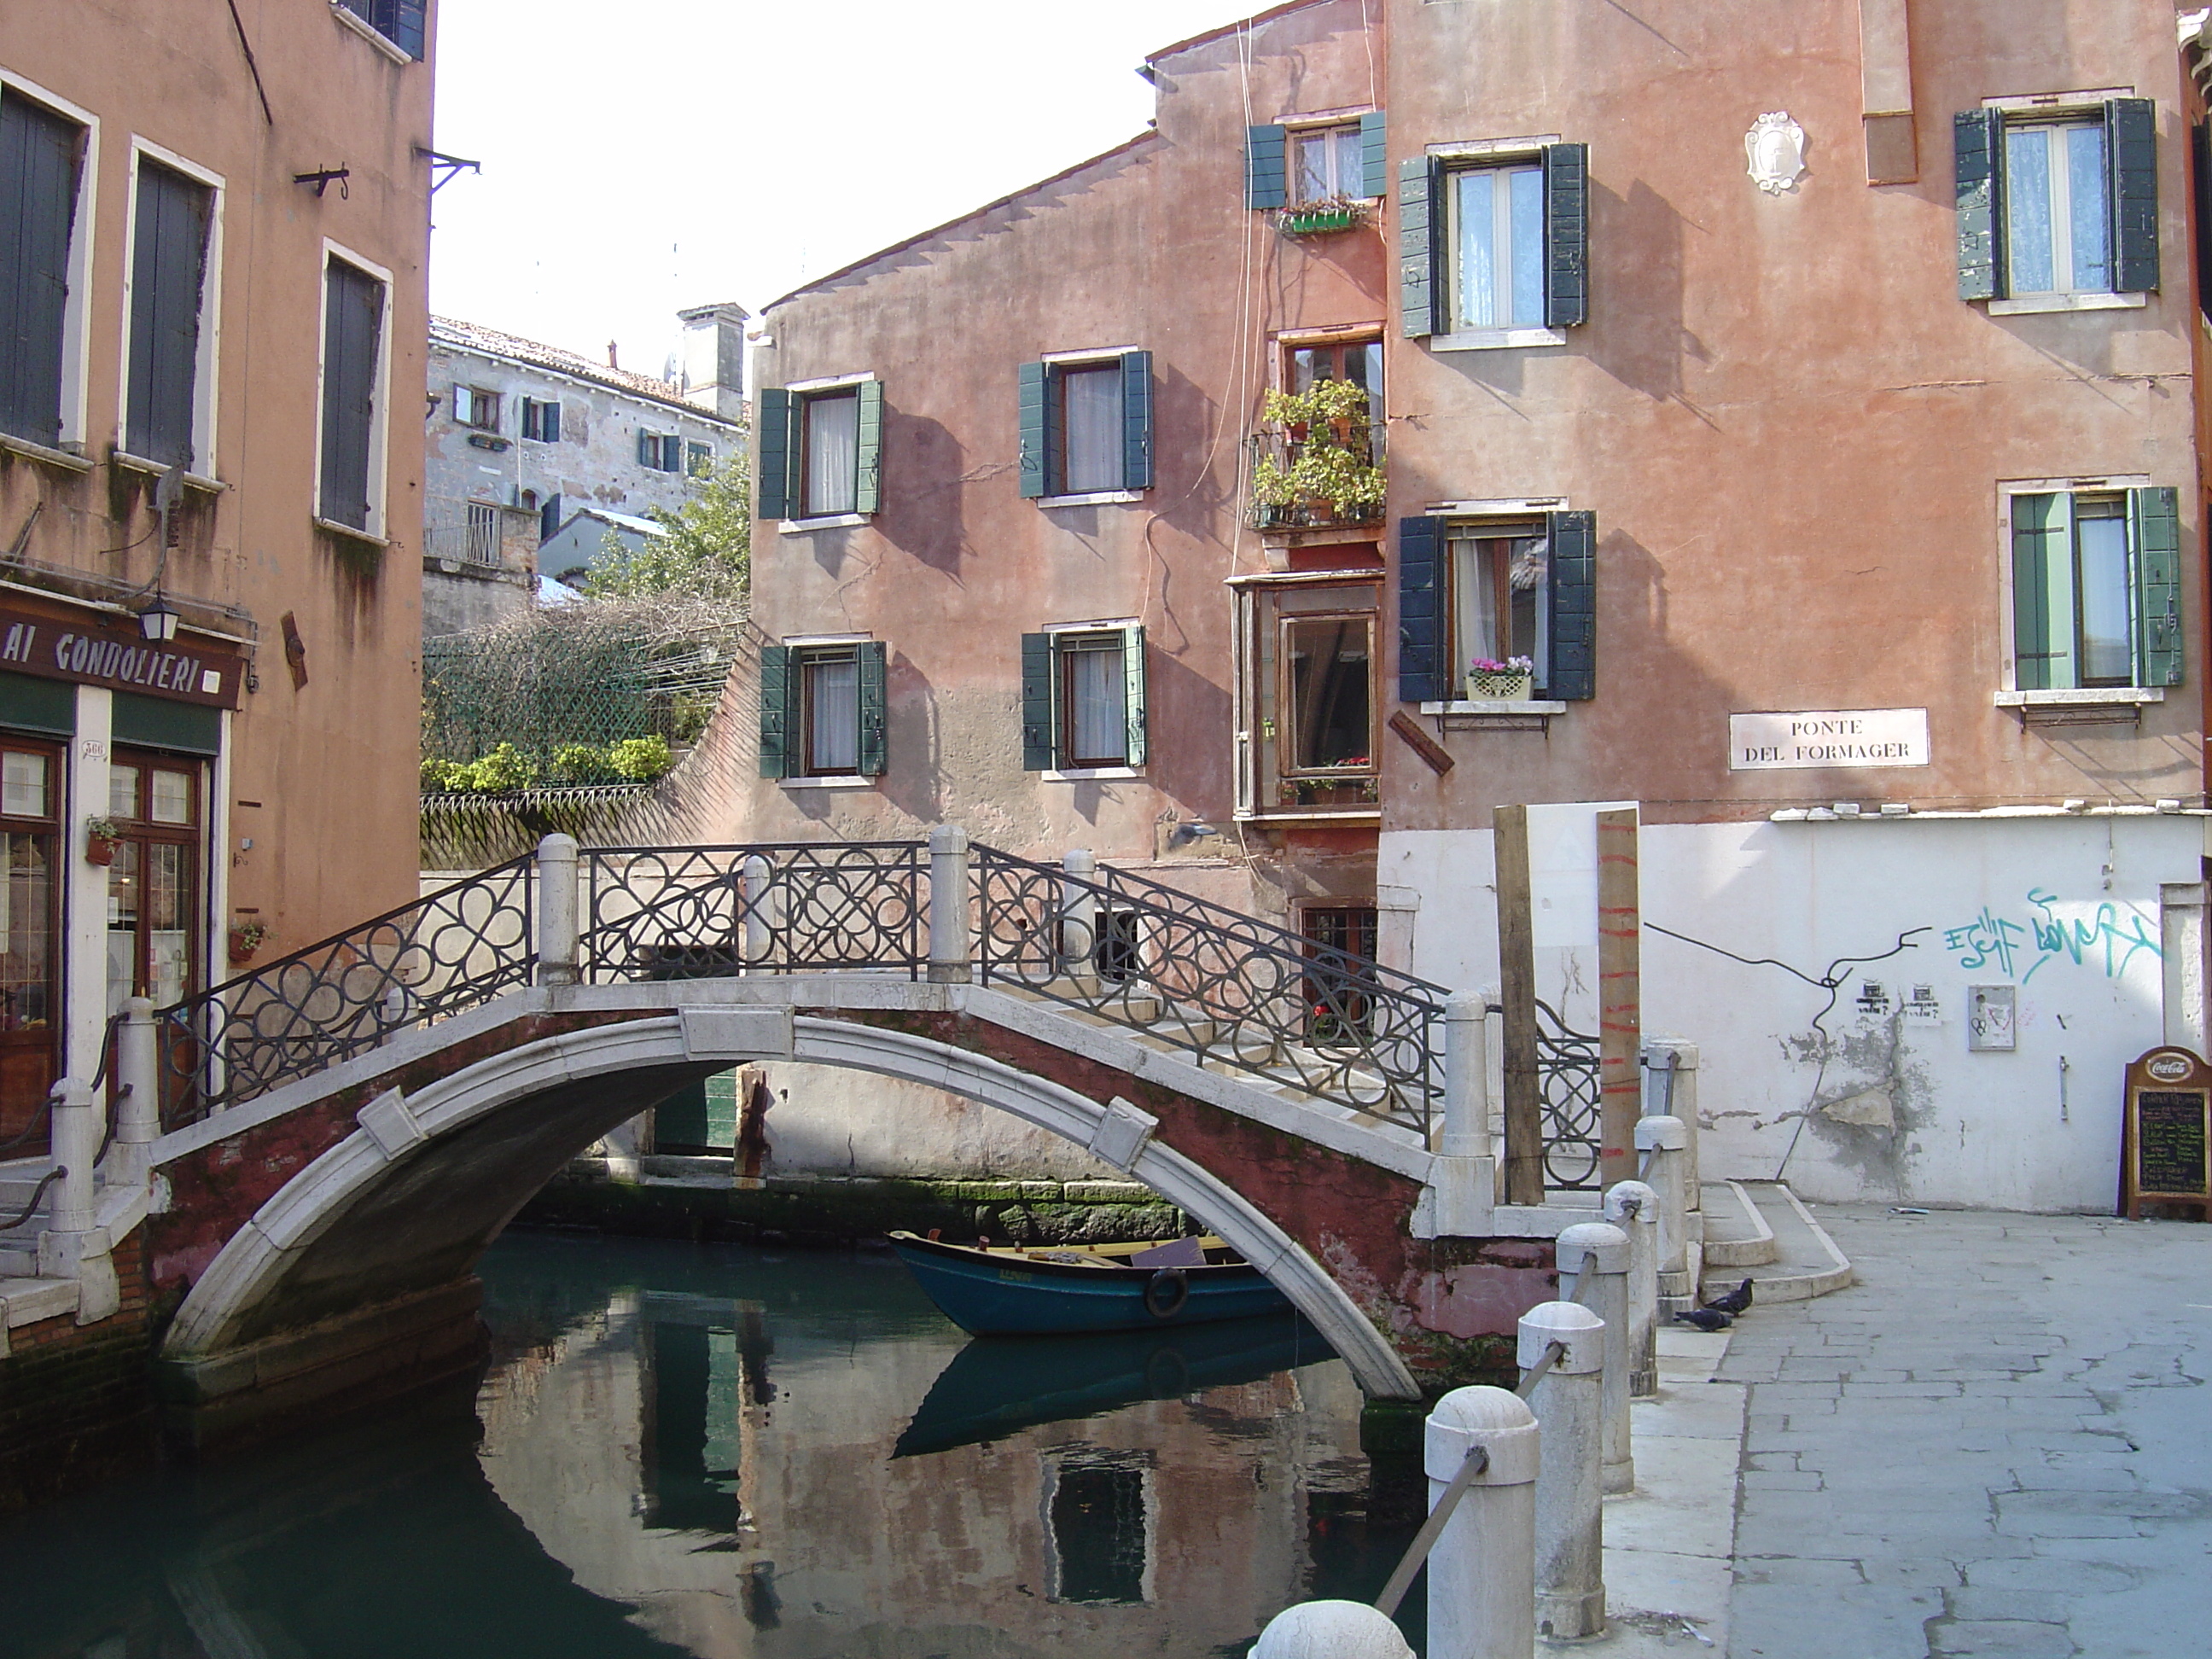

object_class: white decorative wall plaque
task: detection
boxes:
[1729,707,1930,771]
[1745,112,1807,194]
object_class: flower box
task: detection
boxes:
[1277,206,1363,236]
[1466,669,1534,701]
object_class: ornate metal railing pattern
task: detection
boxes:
[578,842,927,981]
[971,844,1444,1134]
[1535,998,1603,1190]
[155,855,536,1126]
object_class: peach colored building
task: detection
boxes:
[0,0,433,1144]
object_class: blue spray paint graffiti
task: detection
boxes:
[1941,891,2161,984]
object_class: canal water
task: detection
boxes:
[2,1231,1423,1657]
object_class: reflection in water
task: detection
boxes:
[0,1231,1417,1657]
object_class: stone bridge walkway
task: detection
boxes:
[1719,1206,2209,1659]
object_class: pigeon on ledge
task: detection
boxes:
[1673,1307,1733,1332]
[1703,1278,1755,1317]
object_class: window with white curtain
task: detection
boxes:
[2004,120,2112,296]
[1451,163,1546,331]
[1061,635,1128,767]
[801,390,860,517]
[1058,365,1123,495]
[802,650,859,774]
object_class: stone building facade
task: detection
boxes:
[422,309,746,635]
[741,0,2212,1214]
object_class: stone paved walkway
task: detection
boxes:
[1719,1205,2211,1659]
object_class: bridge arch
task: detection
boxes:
[161,1004,1422,1401]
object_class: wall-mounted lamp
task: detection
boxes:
[137,594,179,643]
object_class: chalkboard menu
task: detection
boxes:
[2122,1049,2212,1220]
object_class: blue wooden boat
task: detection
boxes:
[888,1231,1292,1335]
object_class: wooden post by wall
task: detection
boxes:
[1495,804,1544,1206]
[1596,807,1642,1190]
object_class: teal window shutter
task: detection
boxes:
[2130,485,2183,687]
[1359,111,1389,201]
[1017,362,1049,498]
[1248,125,1288,209]
[2011,492,2073,690]
[758,644,792,777]
[1399,157,1441,338]
[756,388,792,520]
[1397,516,1445,701]
[2107,98,2160,294]
[1955,108,2005,300]
[1542,143,1590,328]
[1021,633,1055,770]
[1546,509,1597,701]
[1120,351,1153,491]
[1121,625,1149,766]
[854,378,884,515]
[856,640,888,776]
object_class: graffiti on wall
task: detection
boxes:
[1941,890,2162,985]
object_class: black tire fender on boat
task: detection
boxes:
[1144,1267,1190,1320]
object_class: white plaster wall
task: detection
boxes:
[1380,814,2203,1214]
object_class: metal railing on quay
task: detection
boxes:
[969,843,1444,1135]
[579,841,928,982]
[1536,998,1603,1190]
[154,854,537,1126]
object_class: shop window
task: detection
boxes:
[1956,100,2157,304]
[1020,626,1147,772]
[105,749,201,1016]
[0,741,58,1149]
[2007,486,2181,690]
[1017,354,1153,499]
[0,83,90,451]
[758,641,888,779]
[755,379,882,520]
[124,154,216,470]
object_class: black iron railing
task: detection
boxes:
[971,844,1443,1134]
[579,842,927,981]
[154,854,536,1126]
[1535,998,1603,1190]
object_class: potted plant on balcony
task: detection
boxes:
[84,818,122,866]
[228,919,269,965]
[1273,195,1372,237]
[1249,379,1385,533]
[1466,655,1535,701]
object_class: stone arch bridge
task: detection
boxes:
[25,835,1594,1442]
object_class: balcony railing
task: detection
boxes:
[423,497,508,568]
[1243,429,1386,534]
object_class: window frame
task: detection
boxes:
[1279,328,1384,427]
[760,636,888,783]
[312,240,393,539]
[330,0,427,61]
[1276,608,1377,780]
[520,396,561,443]
[116,137,223,477]
[1023,622,1148,777]
[797,646,862,778]
[1995,474,2180,696]
[760,373,882,526]
[1403,136,1586,349]
[1960,93,2157,314]
[0,71,99,457]
[103,745,206,1016]
[1444,159,1548,334]
[1021,351,1154,504]
[452,383,502,432]
[1446,516,1552,692]
[798,386,863,516]
[0,735,64,1144]
[1047,355,1128,500]
[1286,119,1367,205]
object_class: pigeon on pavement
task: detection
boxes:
[1703,1278,1755,1316]
[1673,1307,1733,1332]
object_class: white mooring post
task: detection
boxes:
[928,824,973,983]
[1557,1220,1635,1494]
[1061,848,1098,987]
[1642,1038,1702,1208]
[110,997,159,1190]
[1253,1600,1415,1659]
[535,833,580,987]
[1520,1300,1608,1642]
[1604,1179,1661,1398]
[741,853,773,969]
[1424,1384,1539,1659]
[44,1078,96,1237]
[1635,1113,1692,1313]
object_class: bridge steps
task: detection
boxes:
[1699,1179,1854,1302]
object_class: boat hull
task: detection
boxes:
[889,1234,1291,1335]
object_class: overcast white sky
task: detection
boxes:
[428,0,1258,377]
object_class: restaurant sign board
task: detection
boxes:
[0,603,243,710]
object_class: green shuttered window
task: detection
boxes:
[1401,143,1589,337]
[1247,125,1288,210]
[1400,511,1598,703]
[1956,99,2158,301]
[1017,354,1153,498]
[760,641,888,778]
[2010,486,2183,691]
[1396,516,1445,700]
[318,259,383,532]
[0,90,84,449]
[756,381,882,521]
[125,160,212,469]
[1019,627,1148,771]
[1252,115,1386,210]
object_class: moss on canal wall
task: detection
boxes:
[515,1158,1185,1248]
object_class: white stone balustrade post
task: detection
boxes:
[1636,1113,1692,1312]
[928,824,972,984]
[534,833,580,987]
[1253,1601,1415,1659]
[44,1078,96,1235]
[741,854,773,969]
[1424,1384,1538,1659]
[1061,849,1098,989]
[1557,1220,1635,1494]
[109,998,159,1190]
[1642,1038,1702,1209]
[1520,1300,1607,1643]
[1604,1179,1661,1399]
[1441,989,1493,1157]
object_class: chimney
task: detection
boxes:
[607,340,620,370]
[677,302,750,420]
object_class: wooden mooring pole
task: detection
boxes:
[1494,805,1544,1207]
[1596,807,1642,1190]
